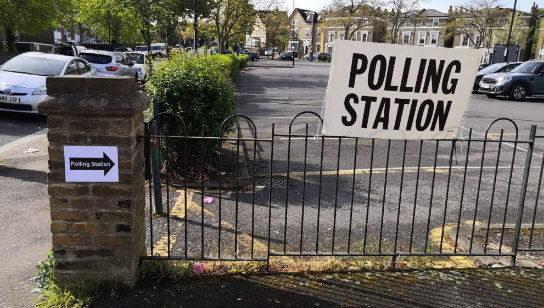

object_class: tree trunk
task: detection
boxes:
[272,38,275,59]
[5,28,16,52]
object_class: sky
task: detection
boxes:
[283,0,536,14]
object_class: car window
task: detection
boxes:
[64,60,79,75]
[478,63,504,74]
[126,53,144,64]
[501,64,519,72]
[76,60,91,74]
[1,55,65,76]
[114,53,124,64]
[512,62,543,74]
[80,53,112,64]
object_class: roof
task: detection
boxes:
[405,8,448,17]
[293,8,322,23]
[18,52,76,61]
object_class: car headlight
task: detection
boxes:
[496,76,512,84]
[32,86,47,95]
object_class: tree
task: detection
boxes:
[0,0,73,51]
[211,0,255,53]
[446,0,507,49]
[75,0,140,46]
[493,11,531,47]
[258,7,289,57]
[386,0,427,44]
[323,0,374,41]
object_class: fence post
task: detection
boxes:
[38,76,150,287]
[512,125,537,266]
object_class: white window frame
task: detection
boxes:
[460,34,469,47]
[339,32,345,41]
[421,19,427,27]
[305,28,310,38]
[317,27,321,38]
[418,32,426,45]
[402,32,411,45]
[362,18,368,27]
[405,20,411,28]
[498,18,506,27]
[256,28,260,36]
[360,31,368,42]
[316,42,321,52]
[351,32,358,41]
[432,18,439,27]
[328,32,335,43]
[474,34,481,48]
[430,32,439,45]
[294,17,298,26]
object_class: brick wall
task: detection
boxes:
[38,77,150,287]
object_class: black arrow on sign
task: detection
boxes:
[69,152,115,176]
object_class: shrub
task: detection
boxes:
[239,54,249,69]
[214,54,239,79]
[145,53,237,171]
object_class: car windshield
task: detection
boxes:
[135,46,148,51]
[511,62,543,74]
[1,55,65,76]
[151,46,162,50]
[79,53,112,64]
[479,63,506,74]
[126,53,144,64]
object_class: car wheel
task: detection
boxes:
[509,84,527,101]
[485,93,498,98]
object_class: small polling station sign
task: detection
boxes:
[322,41,482,139]
[64,146,119,182]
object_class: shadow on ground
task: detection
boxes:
[91,268,544,307]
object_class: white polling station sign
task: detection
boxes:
[64,146,119,182]
[322,41,482,139]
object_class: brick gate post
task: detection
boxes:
[38,76,150,287]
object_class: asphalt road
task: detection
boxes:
[0,111,46,149]
[145,59,544,260]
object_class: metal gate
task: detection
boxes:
[140,112,544,266]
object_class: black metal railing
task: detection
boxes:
[140,112,544,267]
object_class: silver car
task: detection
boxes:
[79,50,138,79]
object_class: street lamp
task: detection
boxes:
[194,0,198,51]
[291,0,295,67]
[505,0,518,62]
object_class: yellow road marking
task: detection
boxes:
[152,190,267,257]
[428,223,475,268]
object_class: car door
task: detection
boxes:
[114,53,127,76]
[531,64,544,94]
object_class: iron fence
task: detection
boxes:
[139,112,544,267]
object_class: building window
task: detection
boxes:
[418,32,426,45]
[402,33,411,44]
[305,28,310,38]
[405,20,411,27]
[317,27,321,38]
[316,43,321,52]
[498,18,506,27]
[362,19,368,27]
[328,32,335,43]
[421,19,427,27]
[430,32,439,45]
[339,32,345,40]
[461,35,469,47]
[432,18,439,27]
[361,31,368,42]
[351,32,357,41]
[256,28,260,36]
[475,34,481,47]
[294,18,298,26]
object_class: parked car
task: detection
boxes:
[250,52,259,61]
[124,52,146,81]
[56,43,77,57]
[473,62,522,91]
[134,43,167,57]
[478,60,544,101]
[317,53,331,61]
[79,50,138,79]
[0,52,96,113]
[114,47,133,52]
[278,52,294,61]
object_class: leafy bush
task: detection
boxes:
[214,54,239,79]
[146,53,237,172]
[239,54,249,69]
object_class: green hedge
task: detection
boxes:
[239,54,249,69]
[146,53,237,151]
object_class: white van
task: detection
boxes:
[135,43,167,58]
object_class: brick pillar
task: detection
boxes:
[38,76,150,287]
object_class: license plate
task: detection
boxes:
[0,95,20,103]
[480,84,490,89]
